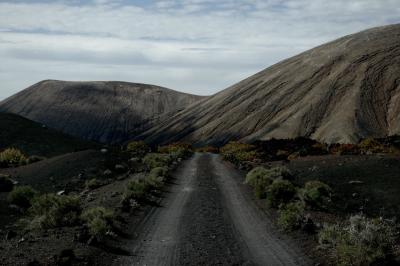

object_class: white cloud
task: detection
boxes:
[0,0,399,99]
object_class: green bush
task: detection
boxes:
[143,153,172,168]
[158,143,193,159]
[146,167,168,189]
[318,215,397,265]
[278,202,305,231]
[267,179,297,208]
[85,178,102,190]
[0,148,27,167]
[81,207,114,239]
[318,223,343,247]
[7,186,37,208]
[301,180,332,210]
[126,141,149,156]
[196,146,219,153]
[0,174,14,192]
[245,167,274,199]
[29,194,81,229]
[123,179,149,201]
[358,138,385,153]
[220,141,257,164]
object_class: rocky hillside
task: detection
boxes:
[141,24,400,145]
[0,81,204,143]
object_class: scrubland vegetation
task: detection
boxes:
[318,215,397,265]
[122,142,192,211]
[242,162,399,265]
[219,136,400,168]
[234,136,400,265]
[1,140,193,265]
[220,141,257,165]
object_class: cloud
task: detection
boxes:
[0,0,399,99]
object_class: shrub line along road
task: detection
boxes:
[114,153,310,266]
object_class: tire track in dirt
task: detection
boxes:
[212,154,311,266]
[119,153,310,265]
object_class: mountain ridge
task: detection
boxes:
[0,80,205,143]
[139,24,400,145]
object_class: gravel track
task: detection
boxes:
[119,153,310,265]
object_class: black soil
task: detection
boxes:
[177,154,250,265]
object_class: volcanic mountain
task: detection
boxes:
[0,80,204,143]
[141,24,400,145]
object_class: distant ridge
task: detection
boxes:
[0,80,205,143]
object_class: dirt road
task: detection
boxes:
[116,153,310,265]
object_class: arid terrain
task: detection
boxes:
[1,23,400,266]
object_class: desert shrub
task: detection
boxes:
[318,215,398,265]
[220,141,257,164]
[124,179,149,201]
[245,167,291,199]
[267,179,297,208]
[126,141,149,156]
[7,185,37,208]
[196,146,219,153]
[358,138,385,154]
[146,167,168,189]
[0,174,14,192]
[85,178,102,190]
[158,142,193,159]
[245,167,274,198]
[81,207,114,239]
[29,194,81,229]
[301,180,332,210]
[318,223,343,247]
[278,202,305,231]
[330,144,359,155]
[143,153,172,169]
[26,155,46,164]
[0,148,27,167]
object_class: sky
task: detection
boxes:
[0,0,399,100]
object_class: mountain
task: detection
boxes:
[140,24,400,145]
[0,80,204,143]
[0,112,97,157]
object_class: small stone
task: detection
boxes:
[129,157,140,163]
[349,180,364,185]
[103,169,112,176]
[115,164,126,171]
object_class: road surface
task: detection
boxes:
[115,153,310,266]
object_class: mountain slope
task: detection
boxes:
[141,24,400,145]
[0,80,204,143]
[0,112,97,157]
